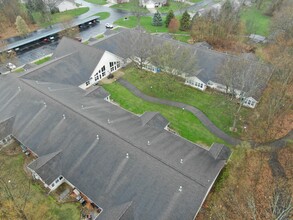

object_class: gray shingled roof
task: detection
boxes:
[0,117,15,140]
[28,151,63,184]
[0,34,233,219]
[22,37,105,86]
[140,112,169,130]
[0,72,230,220]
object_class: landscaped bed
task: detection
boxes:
[120,67,249,137]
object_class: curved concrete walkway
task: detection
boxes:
[118,79,241,146]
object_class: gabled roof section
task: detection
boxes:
[28,151,63,184]
[140,112,169,130]
[209,143,231,160]
[22,37,105,86]
[0,116,15,140]
[84,86,109,99]
[99,201,134,220]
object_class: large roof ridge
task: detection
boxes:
[19,77,209,188]
[19,52,75,78]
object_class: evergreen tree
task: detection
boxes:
[152,11,163,26]
[165,10,175,27]
[15,16,30,36]
[180,11,191,31]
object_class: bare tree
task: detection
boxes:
[149,41,197,77]
[43,0,60,13]
[118,29,154,69]
[59,19,80,39]
[219,57,271,131]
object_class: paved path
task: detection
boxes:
[118,79,293,148]
[118,79,241,146]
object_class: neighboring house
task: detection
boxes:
[107,0,129,3]
[140,0,167,8]
[0,55,231,219]
[56,0,77,12]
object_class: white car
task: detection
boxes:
[6,62,16,70]
[105,23,113,29]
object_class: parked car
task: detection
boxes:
[6,62,16,70]
[105,23,113,29]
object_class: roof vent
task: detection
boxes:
[178,186,182,192]
[147,141,151,146]
[62,114,66,119]
[126,153,129,159]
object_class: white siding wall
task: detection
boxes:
[49,176,65,191]
[243,97,257,108]
[79,51,123,89]
[185,77,207,91]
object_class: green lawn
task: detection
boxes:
[0,143,80,219]
[33,7,89,27]
[103,82,225,146]
[241,6,271,36]
[121,67,249,137]
[34,56,51,65]
[84,0,107,4]
[157,1,189,13]
[111,2,149,12]
[94,12,110,20]
[173,34,191,43]
[114,16,188,33]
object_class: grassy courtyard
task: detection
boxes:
[103,82,225,146]
[0,142,80,219]
[121,67,248,137]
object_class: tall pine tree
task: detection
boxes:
[152,11,163,26]
[180,11,191,31]
[165,10,175,27]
